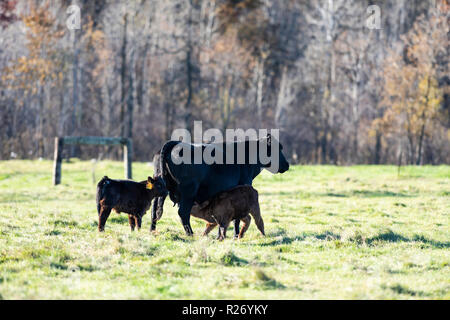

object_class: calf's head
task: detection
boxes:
[146,176,168,198]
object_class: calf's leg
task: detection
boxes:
[98,206,112,232]
[250,202,265,236]
[217,221,230,241]
[203,222,217,236]
[238,215,251,239]
[217,226,225,241]
[128,215,136,231]
[136,215,142,230]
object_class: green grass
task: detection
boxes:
[0,160,449,299]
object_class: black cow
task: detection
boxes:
[151,134,289,236]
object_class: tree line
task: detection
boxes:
[0,0,448,164]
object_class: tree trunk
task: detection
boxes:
[185,47,193,134]
[416,123,425,165]
[374,129,381,164]
[120,13,128,138]
[255,57,265,126]
[407,132,415,164]
[37,85,45,158]
[320,129,327,164]
[127,63,134,139]
[184,0,194,134]
[70,30,80,157]
[417,76,431,165]
[275,66,291,129]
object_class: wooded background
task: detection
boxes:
[0,0,448,164]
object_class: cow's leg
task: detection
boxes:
[202,222,217,236]
[98,207,112,232]
[128,215,136,231]
[178,197,194,236]
[238,215,251,239]
[233,219,240,239]
[151,195,166,232]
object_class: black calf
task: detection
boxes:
[96,176,167,232]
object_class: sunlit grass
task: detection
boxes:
[0,160,448,299]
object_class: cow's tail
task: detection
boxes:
[159,140,181,184]
[96,176,110,215]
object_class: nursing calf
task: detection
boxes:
[190,185,265,240]
[96,176,167,232]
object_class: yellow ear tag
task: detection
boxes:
[146,182,154,190]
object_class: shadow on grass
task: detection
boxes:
[220,250,248,266]
[383,283,428,297]
[254,229,449,249]
[108,216,129,224]
[366,230,409,244]
[258,229,341,247]
[45,229,63,236]
[325,190,413,198]
[259,236,296,247]
[259,190,307,197]
[53,219,79,227]
[253,269,285,290]
[158,230,193,242]
[260,189,413,198]
[359,230,449,248]
[77,264,99,272]
[405,234,449,249]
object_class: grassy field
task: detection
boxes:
[0,160,448,299]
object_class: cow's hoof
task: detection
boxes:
[183,225,194,236]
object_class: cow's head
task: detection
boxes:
[260,134,290,174]
[147,176,168,198]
